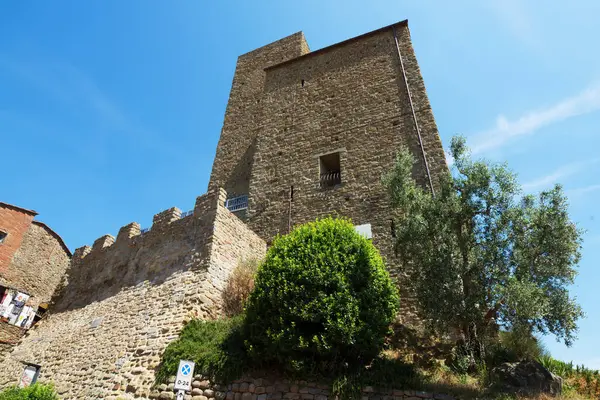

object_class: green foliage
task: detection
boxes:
[155,316,248,384]
[331,357,421,400]
[383,136,584,348]
[538,355,600,398]
[0,384,59,400]
[449,343,474,374]
[244,217,400,374]
[486,328,547,366]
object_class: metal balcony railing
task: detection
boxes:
[320,171,342,188]
[180,210,193,218]
[225,195,248,212]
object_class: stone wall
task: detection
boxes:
[2,222,71,308]
[151,374,455,400]
[0,189,266,399]
[244,21,447,323]
[0,323,23,359]
[208,32,310,197]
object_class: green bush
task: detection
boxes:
[0,384,59,400]
[155,316,248,384]
[486,328,547,366]
[244,217,400,373]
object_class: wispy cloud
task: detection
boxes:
[0,56,178,156]
[522,159,600,192]
[469,83,600,155]
[567,184,600,199]
[485,0,540,49]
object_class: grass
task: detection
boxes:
[538,355,600,398]
[156,317,599,400]
[0,384,59,400]
[221,258,261,317]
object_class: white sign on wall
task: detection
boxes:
[354,223,372,239]
[174,360,195,392]
[19,365,39,388]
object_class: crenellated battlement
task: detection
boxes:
[152,207,181,227]
[0,187,266,397]
[116,222,140,242]
[92,234,115,250]
[55,188,265,312]
[75,189,231,261]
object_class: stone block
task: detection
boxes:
[153,207,182,227]
[242,393,253,400]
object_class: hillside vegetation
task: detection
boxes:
[158,137,590,399]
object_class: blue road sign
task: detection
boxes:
[174,360,195,391]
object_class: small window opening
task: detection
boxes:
[319,152,342,188]
[301,79,305,87]
[0,231,6,244]
[19,364,40,388]
[32,303,48,326]
[289,185,294,201]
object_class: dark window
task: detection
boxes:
[0,231,6,244]
[319,153,342,188]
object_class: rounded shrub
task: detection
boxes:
[244,217,399,372]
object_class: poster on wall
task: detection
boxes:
[19,365,39,388]
[8,293,29,325]
[0,290,16,318]
[16,306,33,328]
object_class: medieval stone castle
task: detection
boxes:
[0,20,446,399]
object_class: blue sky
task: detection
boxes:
[1,1,598,368]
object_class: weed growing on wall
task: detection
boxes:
[0,384,59,400]
[222,257,262,317]
[155,315,248,384]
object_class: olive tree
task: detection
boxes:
[383,136,584,354]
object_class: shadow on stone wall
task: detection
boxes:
[51,194,219,313]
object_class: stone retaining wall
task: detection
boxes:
[0,189,266,399]
[150,375,455,400]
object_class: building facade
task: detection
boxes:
[0,20,447,398]
[0,203,71,359]
[211,20,447,323]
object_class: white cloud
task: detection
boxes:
[469,83,600,155]
[0,56,178,156]
[486,0,540,49]
[567,184,600,199]
[522,159,600,192]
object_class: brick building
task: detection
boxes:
[0,203,71,359]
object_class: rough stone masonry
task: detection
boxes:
[210,20,447,324]
[0,20,447,399]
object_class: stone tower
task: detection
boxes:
[210,20,447,322]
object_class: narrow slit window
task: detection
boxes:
[0,231,6,244]
[319,153,342,188]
